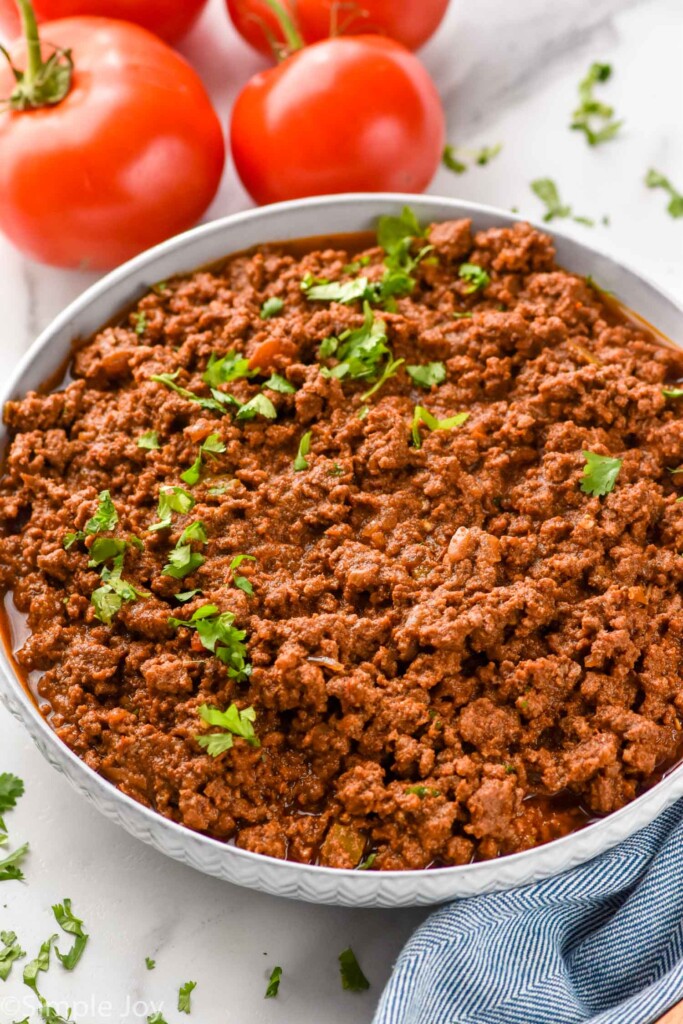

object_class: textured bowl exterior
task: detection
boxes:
[2,194,683,908]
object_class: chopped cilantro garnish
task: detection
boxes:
[52,899,88,971]
[580,450,623,496]
[377,206,422,256]
[178,980,196,1014]
[208,481,233,495]
[329,463,344,477]
[175,589,202,603]
[294,431,312,472]
[405,785,440,798]
[151,371,237,416]
[645,169,683,219]
[132,312,147,336]
[0,774,24,824]
[571,62,623,146]
[169,605,250,680]
[411,407,469,449]
[265,966,282,999]
[0,931,25,981]
[443,142,502,173]
[343,255,370,273]
[152,281,167,295]
[375,206,431,305]
[357,853,376,871]
[338,948,370,992]
[163,546,205,580]
[263,373,295,394]
[85,491,118,535]
[663,387,683,398]
[181,434,226,487]
[149,487,195,532]
[91,553,148,624]
[196,703,259,756]
[63,531,85,550]
[458,263,490,294]
[452,311,473,320]
[230,554,256,596]
[87,537,127,567]
[235,393,277,422]
[23,936,54,995]
[147,1015,169,1024]
[406,362,447,389]
[361,357,404,400]
[137,430,160,450]
[201,433,226,456]
[321,302,391,385]
[303,276,372,304]
[180,454,202,487]
[203,351,254,387]
[357,405,369,420]
[145,957,156,970]
[260,297,284,319]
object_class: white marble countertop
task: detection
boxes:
[0,0,681,1021]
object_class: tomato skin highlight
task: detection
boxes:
[226,0,449,56]
[230,35,445,205]
[0,0,209,45]
[0,17,225,270]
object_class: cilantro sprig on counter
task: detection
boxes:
[52,899,88,971]
[580,450,623,496]
[265,966,282,999]
[178,980,197,1014]
[196,703,259,756]
[443,142,502,174]
[530,179,594,226]
[571,62,623,146]
[0,931,25,980]
[646,169,683,219]
[338,948,370,992]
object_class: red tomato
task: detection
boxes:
[0,17,225,269]
[0,0,209,45]
[226,0,449,56]
[230,35,445,204]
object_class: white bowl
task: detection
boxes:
[2,194,683,908]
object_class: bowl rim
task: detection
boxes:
[2,191,683,890]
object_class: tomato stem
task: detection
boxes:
[261,0,304,56]
[0,0,73,110]
[15,0,42,85]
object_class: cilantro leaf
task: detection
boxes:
[0,931,25,981]
[531,178,573,222]
[321,303,390,384]
[303,276,372,304]
[175,590,201,603]
[196,703,259,755]
[180,521,208,544]
[63,531,85,550]
[294,431,312,472]
[151,371,234,416]
[376,206,422,256]
[230,554,256,596]
[180,454,203,487]
[147,1015,169,1024]
[443,143,502,173]
[571,62,623,146]
[265,966,282,999]
[263,373,296,394]
[260,297,284,319]
[580,450,623,496]
[91,554,148,624]
[52,899,88,971]
[178,980,196,1014]
[357,853,376,871]
[163,546,205,580]
[90,589,122,626]
[361,357,404,401]
[338,948,370,992]
[0,843,29,881]
[23,936,54,995]
[646,169,683,219]
[85,491,118,535]
[458,263,490,294]
[132,312,147,336]
[235,394,277,422]
[202,352,254,388]
[0,774,24,817]
[663,387,683,398]
[149,487,195,532]
[411,406,469,448]
[137,431,160,450]
[87,537,127,567]
[201,433,226,455]
[169,606,250,680]
[406,362,447,389]
[145,957,156,970]
[405,785,440,798]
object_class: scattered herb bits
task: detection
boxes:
[406,362,446,389]
[458,263,490,294]
[265,966,283,999]
[52,899,88,970]
[442,142,501,173]
[260,297,284,319]
[338,948,370,992]
[294,431,312,472]
[570,62,623,145]
[196,703,259,756]
[645,169,683,219]
[178,980,197,1014]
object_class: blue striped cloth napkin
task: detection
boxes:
[374,802,683,1024]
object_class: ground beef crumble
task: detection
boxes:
[2,218,683,871]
